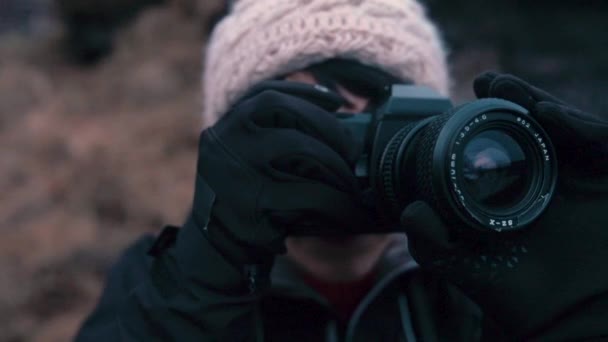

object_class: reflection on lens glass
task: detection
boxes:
[462,129,529,210]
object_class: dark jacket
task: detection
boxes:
[75,226,504,341]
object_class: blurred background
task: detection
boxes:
[0,0,606,340]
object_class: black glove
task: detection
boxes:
[189,80,371,274]
[401,72,608,340]
[140,81,371,338]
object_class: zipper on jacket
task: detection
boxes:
[325,320,339,342]
[345,265,418,342]
[398,294,417,342]
[244,265,258,293]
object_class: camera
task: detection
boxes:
[341,85,557,233]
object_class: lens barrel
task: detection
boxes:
[379,99,557,232]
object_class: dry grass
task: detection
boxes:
[0,2,223,340]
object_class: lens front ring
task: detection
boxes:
[426,99,557,232]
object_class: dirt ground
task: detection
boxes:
[1,1,606,341]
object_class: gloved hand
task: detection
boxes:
[188,80,371,276]
[401,72,608,340]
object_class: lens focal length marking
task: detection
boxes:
[454,114,488,145]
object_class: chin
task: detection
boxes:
[318,235,359,244]
[288,234,389,256]
[286,234,395,281]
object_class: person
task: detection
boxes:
[75,0,608,341]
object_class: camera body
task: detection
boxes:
[342,85,452,181]
[341,85,557,233]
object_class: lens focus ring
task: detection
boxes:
[416,111,455,221]
[379,122,420,217]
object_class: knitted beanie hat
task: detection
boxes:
[202,0,450,125]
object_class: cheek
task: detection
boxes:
[284,72,318,85]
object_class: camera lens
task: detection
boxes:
[461,130,530,211]
[379,99,557,232]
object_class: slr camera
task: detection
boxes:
[340,85,557,233]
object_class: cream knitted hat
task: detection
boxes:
[202,0,450,125]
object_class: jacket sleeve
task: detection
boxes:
[74,218,265,342]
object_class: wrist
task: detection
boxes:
[149,216,273,296]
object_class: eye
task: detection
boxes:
[339,94,370,113]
